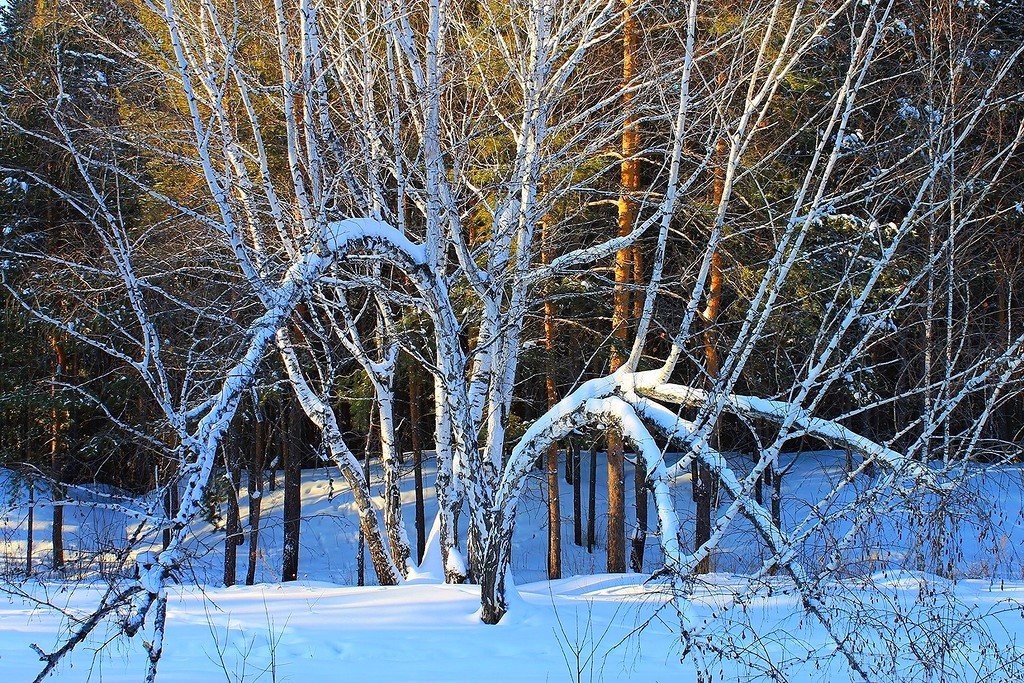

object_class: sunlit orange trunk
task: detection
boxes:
[631,232,648,572]
[694,136,727,575]
[607,0,639,574]
[542,215,562,580]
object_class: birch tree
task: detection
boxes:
[2,0,1023,679]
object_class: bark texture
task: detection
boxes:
[607,0,640,574]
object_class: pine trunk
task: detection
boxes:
[223,429,243,587]
[546,443,561,579]
[542,213,561,580]
[51,496,64,571]
[26,480,33,577]
[408,368,427,565]
[630,210,647,572]
[607,0,640,574]
[587,446,597,554]
[770,465,782,530]
[49,337,65,571]
[565,440,574,486]
[162,481,178,551]
[694,134,727,575]
[282,399,304,583]
[246,416,265,586]
[630,453,648,572]
[572,443,582,547]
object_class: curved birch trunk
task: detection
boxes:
[479,374,684,623]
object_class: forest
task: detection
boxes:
[1,0,1024,680]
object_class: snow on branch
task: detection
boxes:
[623,389,874,680]
[321,218,426,270]
[494,372,682,570]
[633,374,944,489]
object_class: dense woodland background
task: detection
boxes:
[1,0,1023,607]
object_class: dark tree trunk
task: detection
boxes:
[770,464,782,530]
[51,494,64,571]
[754,450,765,506]
[765,462,783,577]
[860,408,878,479]
[26,479,33,577]
[269,401,282,492]
[162,482,178,551]
[587,446,597,554]
[21,407,33,576]
[49,337,65,571]
[572,443,582,547]
[223,478,239,586]
[246,415,265,586]
[408,368,427,564]
[223,429,243,587]
[565,440,574,486]
[282,399,305,582]
[630,454,648,573]
[691,460,712,574]
[338,400,352,438]
[546,443,561,580]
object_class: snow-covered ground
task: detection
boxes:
[4,572,1024,682]
[3,451,1024,681]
